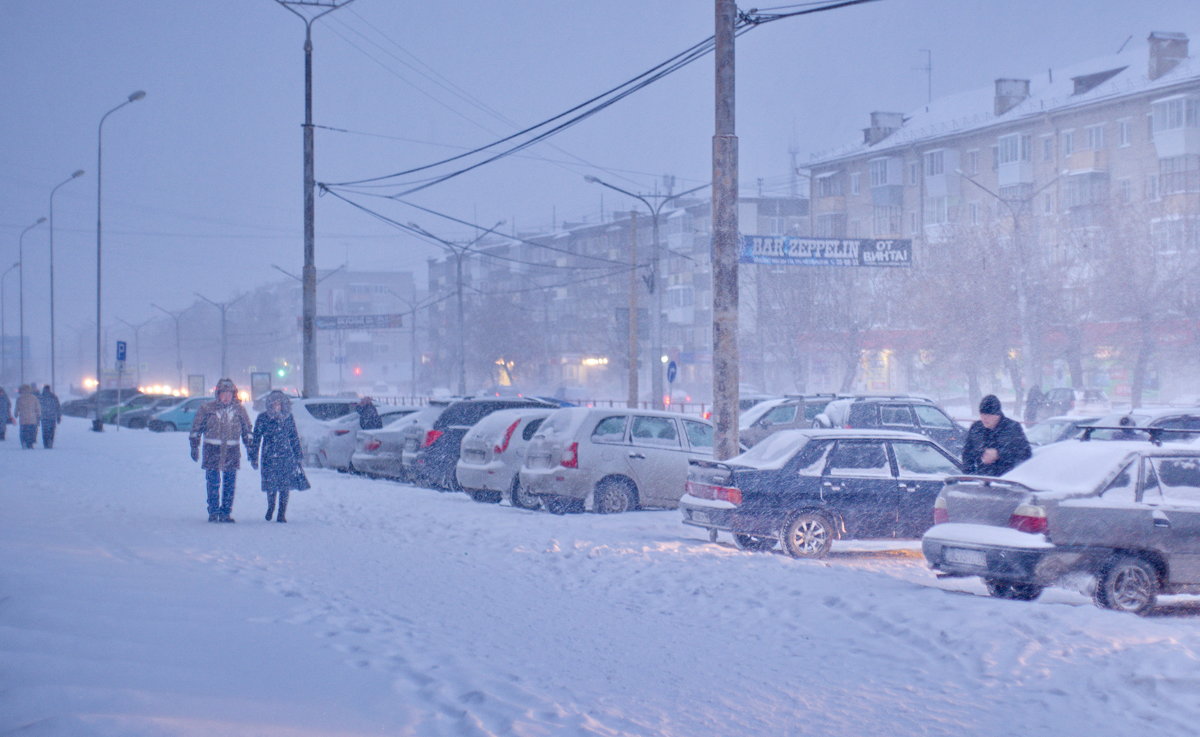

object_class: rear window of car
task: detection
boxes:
[734,430,808,468]
[437,401,546,428]
[631,416,680,447]
[591,415,629,443]
[302,402,357,421]
[522,418,546,441]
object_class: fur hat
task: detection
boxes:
[215,378,238,397]
[979,394,1003,415]
[264,390,292,415]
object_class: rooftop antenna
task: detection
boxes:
[917,49,932,106]
[1116,34,1133,54]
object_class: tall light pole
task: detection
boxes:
[18,217,47,384]
[1,261,18,384]
[272,262,345,395]
[274,0,356,399]
[95,90,146,431]
[48,169,85,391]
[407,221,505,396]
[712,0,740,459]
[116,316,152,386]
[195,292,246,380]
[584,176,708,409]
[386,288,438,398]
[152,303,188,391]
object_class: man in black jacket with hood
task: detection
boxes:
[962,394,1032,476]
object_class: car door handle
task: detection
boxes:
[628,452,646,460]
[822,482,842,492]
[1154,517,1171,528]
[898,483,917,492]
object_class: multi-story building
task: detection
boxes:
[803,31,1199,403]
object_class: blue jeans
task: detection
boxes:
[205,470,237,517]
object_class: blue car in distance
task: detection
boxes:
[148,396,210,432]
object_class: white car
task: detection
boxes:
[455,407,556,508]
[288,398,362,467]
[315,405,422,471]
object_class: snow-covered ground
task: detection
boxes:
[4,417,1200,737]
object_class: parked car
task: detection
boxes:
[314,405,421,471]
[1024,415,1101,447]
[409,398,556,490]
[682,429,962,557]
[520,407,721,514]
[739,393,842,447]
[148,396,209,432]
[353,403,451,481]
[813,395,968,455]
[289,398,362,466]
[455,407,555,507]
[101,393,169,424]
[118,395,187,429]
[923,433,1200,614]
[1086,408,1200,441]
[62,389,143,418]
[1043,387,1111,416]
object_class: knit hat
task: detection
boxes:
[979,394,1002,415]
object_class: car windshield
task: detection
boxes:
[732,429,809,469]
[1026,419,1076,446]
[1002,442,1139,495]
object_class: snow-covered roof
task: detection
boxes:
[808,32,1200,167]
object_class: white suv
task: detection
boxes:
[519,407,718,514]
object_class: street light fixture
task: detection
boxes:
[406,220,505,396]
[195,292,247,380]
[48,169,85,391]
[1,261,18,383]
[152,303,188,390]
[583,175,709,409]
[94,89,146,431]
[18,216,47,384]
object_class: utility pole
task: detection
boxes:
[712,0,740,459]
[152,303,188,391]
[195,292,246,380]
[274,0,356,398]
[627,210,639,408]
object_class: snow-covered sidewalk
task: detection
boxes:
[3,417,1200,736]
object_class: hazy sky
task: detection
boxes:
[1,0,1195,365]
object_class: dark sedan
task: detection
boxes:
[681,429,962,558]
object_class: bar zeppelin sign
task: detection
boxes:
[314,314,404,330]
[739,236,912,267]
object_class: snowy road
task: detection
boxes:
[4,417,1200,736]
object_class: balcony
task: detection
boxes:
[1064,149,1108,173]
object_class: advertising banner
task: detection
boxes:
[740,236,912,267]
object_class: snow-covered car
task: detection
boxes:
[520,407,720,514]
[289,398,361,466]
[739,393,841,447]
[118,395,186,429]
[314,405,422,472]
[351,403,450,481]
[1024,414,1100,447]
[1085,408,1200,441]
[682,429,961,557]
[455,407,555,507]
[922,433,1200,614]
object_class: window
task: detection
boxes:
[1150,457,1200,505]
[1160,155,1200,194]
[850,172,861,195]
[591,415,628,443]
[827,441,891,478]
[794,440,833,476]
[521,418,545,442]
[1118,119,1132,147]
[1041,136,1054,162]
[1117,178,1133,203]
[1101,460,1138,503]
[997,134,1030,164]
[893,441,959,476]
[923,196,948,224]
[879,404,916,426]
[682,420,714,450]
[816,174,843,197]
[966,150,980,175]
[1152,96,1200,133]
[815,213,847,237]
[873,206,902,236]
[913,405,955,429]
[869,159,890,187]
[1147,174,1160,201]
[630,415,680,447]
[1062,130,1075,156]
[762,405,798,425]
[908,162,919,185]
[1064,173,1109,208]
[924,150,945,176]
[1086,124,1106,150]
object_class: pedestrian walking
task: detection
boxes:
[962,394,1033,476]
[1024,384,1044,424]
[188,378,252,523]
[39,385,62,449]
[248,390,309,523]
[0,386,11,441]
[355,396,383,430]
[15,384,42,449]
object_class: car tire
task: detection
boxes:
[780,511,834,558]
[593,478,636,514]
[984,579,1043,601]
[1095,556,1158,615]
[163,422,176,432]
[510,479,541,510]
[733,534,775,552]
[468,490,502,504]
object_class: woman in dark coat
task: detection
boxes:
[249,390,309,523]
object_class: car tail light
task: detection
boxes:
[423,429,443,448]
[685,480,742,505]
[334,429,351,436]
[365,439,381,452]
[494,419,521,455]
[1009,504,1047,533]
[701,411,712,420]
[560,441,579,468]
[932,495,949,524]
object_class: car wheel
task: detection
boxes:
[593,478,636,514]
[984,579,1043,601]
[733,534,775,552]
[1095,556,1158,615]
[510,479,541,510]
[163,422,176,432]
[468,489,502,504]
[780,512,834,558]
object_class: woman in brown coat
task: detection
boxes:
[188,378,252,522]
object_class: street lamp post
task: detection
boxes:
[274,0,356,399]
[18,217,47,384]
[48,169,85,391]
[1,262,18,383]
[116,317,152,386]
[584,175,708,409]
[152,303,188,391]
[195,292,247,380]
[385,288,437,398]
[94,90,146,431]
[407,221,504,396]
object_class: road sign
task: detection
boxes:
[116,340,127,362]
[666,360,678,384]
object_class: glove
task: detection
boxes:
[190,446,199,462]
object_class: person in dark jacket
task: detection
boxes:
[189,378,253,522]
[1024,385,1044,424]
[39,385,62,449]
[355,396,383,430]
[0,386,10,441]
[248,390,309,523]
[962,394,1033,476]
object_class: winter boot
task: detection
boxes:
[266,493,276,521]
[276,491,289,523]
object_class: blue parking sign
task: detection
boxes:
[116,340,127,362]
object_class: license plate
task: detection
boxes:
[690,510,710,524]
[944,547,986,567]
